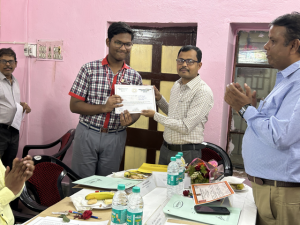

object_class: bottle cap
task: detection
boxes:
[132,186,140,193]
[175,154,181,159]
[117,184,126,190]
[171,157,176,161]
[177,152,183,156]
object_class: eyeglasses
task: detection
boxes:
[176,59,199,65]
[0,59,16,65]
[113,41,133,49]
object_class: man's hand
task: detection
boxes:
[233,83,257,107]
[104,95,123,112]
[141,110,155,118]
[21,155,35,181]
[20,102,31,114]
[5,158,27,195]
[224,83,252,112]
[153,86,162,101]
[120,110,132,126]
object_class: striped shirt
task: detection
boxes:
[69,56,142,130]
[243,60,300,182]
[154,75,214,144]
[0,72,20,125]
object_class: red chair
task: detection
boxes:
[22,129,75,161]
[20,155,81,212]
[201,142,233,176]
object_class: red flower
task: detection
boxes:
[82,210,92,220]
[195,165,201,171]
[183,190,190,196]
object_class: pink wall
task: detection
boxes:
[1,0,298,166]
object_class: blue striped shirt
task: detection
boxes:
[243,60,300,182]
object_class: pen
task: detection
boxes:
[69,210,99,219]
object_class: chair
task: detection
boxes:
[19,155,82,212]
[22,129,75,161]
[201,142,233,176]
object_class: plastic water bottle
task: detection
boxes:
[167,157,179,199]
[127,186,144,225]
[175,154,184,194]
[177,152,186,190]
[111,184,128,225]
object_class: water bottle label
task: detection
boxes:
[127,211,143,225]
[111,208,127,224]
[167,174,179,185]
[178,172,183,182]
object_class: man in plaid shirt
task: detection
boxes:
[141,45,214,165]
[69,22,142,178]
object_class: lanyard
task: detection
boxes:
[103,66,126,128]
[105,66,125,96]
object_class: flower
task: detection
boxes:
[82,210,92,220]
[186,158,218,184]
[183,190,190,196]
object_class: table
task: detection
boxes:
[24,177,257,225]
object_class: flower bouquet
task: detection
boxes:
[186,158,221,184]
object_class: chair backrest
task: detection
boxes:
[54,129,75,161]
[27,155,81,207]
[201,142,233,176]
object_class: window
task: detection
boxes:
[227,30,278,168]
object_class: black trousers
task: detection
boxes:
[0,125,19,170]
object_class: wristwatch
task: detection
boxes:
[238,104,252,118]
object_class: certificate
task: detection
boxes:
[114,85,156,114]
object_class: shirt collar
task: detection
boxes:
[101,55,129,70]
[0,72,16,82]
[278,60,300,78]
[178,74,201,89]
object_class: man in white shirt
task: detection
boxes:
[141,45,214,165]
[0,48,31,170]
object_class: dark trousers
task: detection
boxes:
[158,143,202,165]
[0,125,19,170]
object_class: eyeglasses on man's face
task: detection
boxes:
[176,58,199,66]
[113,40,133,49]
[0,59,16,65]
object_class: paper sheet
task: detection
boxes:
[11,102,25,130]
[114,85,156,114]
[73,175,141,189]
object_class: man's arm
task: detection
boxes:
[225,82,300,149]
[154,86,169,115]
[20,102,31,114]
[142,91,213,135]
[70,95,123,115]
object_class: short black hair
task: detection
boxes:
[178,45,202,62]
[108,22,134,41]
[270,12,300,53]
[0,48,17,61]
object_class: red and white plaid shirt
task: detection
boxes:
[69,56,142,130]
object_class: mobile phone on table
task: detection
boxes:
[194,205,230,215]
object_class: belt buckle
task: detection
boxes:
[101,128,108,133]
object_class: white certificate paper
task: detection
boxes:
[114,85,156,114]
[11,102,25,130]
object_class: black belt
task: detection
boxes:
[80,121,125,133]
[163,140,205,151]
[0,123,17,131]
[247,174,300,187]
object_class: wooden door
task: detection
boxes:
[120,26,197,170]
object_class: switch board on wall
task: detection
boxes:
[37,40,63,61]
